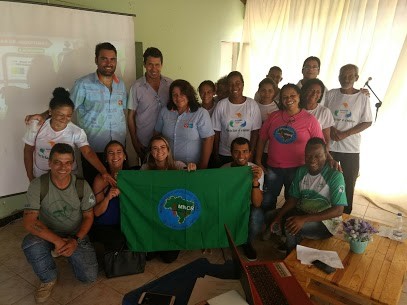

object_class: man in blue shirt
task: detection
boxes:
[25,42,124,186]
[70,42,127,184]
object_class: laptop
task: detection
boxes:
[224,225,313,305]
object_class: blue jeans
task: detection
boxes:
[249,206,264,241]
[283,210,332,253]
[22,234,98,283]
[263,166,299,210]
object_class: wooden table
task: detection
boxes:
[284,233,407,305]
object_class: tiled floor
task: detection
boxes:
[1,197,406,305]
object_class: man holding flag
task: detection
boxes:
[222,137,264,261]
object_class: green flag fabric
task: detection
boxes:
[118,167,251,252]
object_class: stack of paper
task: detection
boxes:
[296,245,344,268]
[187,275,245,305]
[207,290,248,305]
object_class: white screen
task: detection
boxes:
[0,1,136,197]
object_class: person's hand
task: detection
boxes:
[24,113,46,125]
[186,163,197,172]
[53,238,67,254]
[360,88,370,97]
[57,238,78,257]
[251,165,263,185]
[327,158,342,172]
[102,173,116,187]
[331,128,348,142]
[285,216,306,235]
[254,159,266,173]
[107,187,120,200]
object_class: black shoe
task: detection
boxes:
[277,244,287,252]
[242,243,257,261]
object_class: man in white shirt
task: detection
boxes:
[222,137,263,261]
[325,64,372,214]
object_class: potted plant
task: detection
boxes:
[343,218,378,254]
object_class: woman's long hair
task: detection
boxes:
[145,135,178,170]
[167,79,201,113]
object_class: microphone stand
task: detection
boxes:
[365,83,383,122]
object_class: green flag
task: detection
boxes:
[118,167,251,251]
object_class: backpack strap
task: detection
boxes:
[40,173,84,202]
[75,176,84,201]
[40,172,50,202]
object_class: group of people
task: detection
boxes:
[21,42,372,303]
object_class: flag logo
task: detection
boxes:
[158,189,201,230]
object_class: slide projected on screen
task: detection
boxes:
[0,1,136,197]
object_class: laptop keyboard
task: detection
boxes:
[246,265,289,305]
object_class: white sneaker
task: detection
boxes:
[35,279,57,303]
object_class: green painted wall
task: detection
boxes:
[0,0,244,219]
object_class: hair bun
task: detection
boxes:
[52,87,70,99]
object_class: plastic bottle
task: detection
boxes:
[393,213,403,241]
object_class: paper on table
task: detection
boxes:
[296,245,344,268]
[187,275,245,305]
[207,290,248,305]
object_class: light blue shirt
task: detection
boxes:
[128,75,172,147]
[155,107,214,164]
[70,72,127,152]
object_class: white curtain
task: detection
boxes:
[238,0,407,212]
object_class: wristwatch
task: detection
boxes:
[71,235,83,244]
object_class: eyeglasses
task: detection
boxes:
[303,65,319,71]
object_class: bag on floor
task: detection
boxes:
[104,246,146,278]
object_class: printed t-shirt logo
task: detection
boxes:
[274,126,297,144]
[158,189,201,230]
[334,102,352,118]
[229,112,247,128]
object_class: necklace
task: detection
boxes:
[281,109,301,127]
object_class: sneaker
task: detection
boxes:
[35,279,57,303]
[242,243,257,261]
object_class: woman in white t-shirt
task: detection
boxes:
[23,87,112,183]
[300,78,335,152]
[198,80,217,117]
[141,135,196,171]
[212,71,262,166]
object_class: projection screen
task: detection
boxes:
[0,1,136,197]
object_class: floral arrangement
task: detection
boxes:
[343,218,378,242]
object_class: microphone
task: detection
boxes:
[364,77,372,87]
